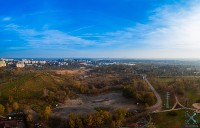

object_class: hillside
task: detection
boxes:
[0,71,73,117]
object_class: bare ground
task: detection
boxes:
[51,92,138,119]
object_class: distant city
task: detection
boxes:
[0,58,139,69]
[1,58,200,69]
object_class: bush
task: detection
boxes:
[167,111,177,116]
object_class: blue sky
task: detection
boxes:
[1,0,200,58]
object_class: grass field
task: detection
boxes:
[150,77,200,107]
[0,71,69,116]
[151,109,200,128]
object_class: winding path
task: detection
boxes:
[144,76,162,111]
[126,75,163,122]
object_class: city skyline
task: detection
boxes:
[1,0,200,58]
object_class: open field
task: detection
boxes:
[151,109,200,128]
[52,92,138,119]
[52,69,86,75]
[150,77,200,108]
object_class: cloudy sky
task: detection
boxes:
[1,0,200,58]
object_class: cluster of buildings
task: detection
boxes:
[0,58,47,68]
[0,60,6,67]
[0,58,137,69]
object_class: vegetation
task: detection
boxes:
[0,62,199,127]
[151,109,200,128]
[150,77,200,107]
[122,80,156,106]
[13,102,19,111]
[48,108,127,128]
[44,106,51,121]
[0,104,5,115]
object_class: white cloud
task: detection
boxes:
[91,0,200,58]
[4,24,94,48]
[141,1,200,50]
[4,1,200,58]
[2,17,11,21]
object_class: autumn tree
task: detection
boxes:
[0,104,5,115]
[68,113,76,128]
[112,108,127,127]
[83,114,93,127]
[13,102,19,111]
[44,106,51,121]
[68,113,84,128]
[8,96,14,103]
[27,113,33,122]
[6,107,12,114]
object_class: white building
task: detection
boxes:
[0,60,6,67]
[22,60,29,64]
[39,61,46,64]
[16,61,25,68]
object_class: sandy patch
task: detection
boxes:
[52,92,138,119]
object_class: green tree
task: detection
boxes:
[122,86,136,98]
[144,92,156,105]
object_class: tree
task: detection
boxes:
[113,108,127,127]
[44,106,51,121]
[102,111,112,124]
[147,123,157,128]
[13,102,19,111]
[75,115,84,128]
[0,104,5,115]
[122,85,136,98]
[68,113,84,128]
[83,114,93,127]
[6,107,12,113]
[144,92,156,105]
[93,112,104,126]
[68,113,76,128]
[113,108,127,121]
[27,113,33,122]
[8,96,14,103]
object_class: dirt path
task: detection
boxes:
[144,76,162,111]
[126,75,163,123]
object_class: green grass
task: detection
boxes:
[156,78,175,83]
[0,72,67,116]
[151,109,200,128]
[151,77,200,107]
[0,73,59,99]
[184,89,199,105]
